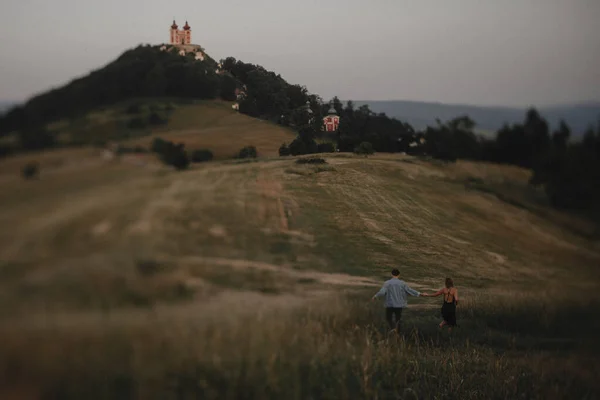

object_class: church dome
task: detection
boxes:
[171,20,178,29]
[183,21,191,30]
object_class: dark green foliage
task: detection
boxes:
[18,128,56,151]
[148,111,168,126]
[219,74,238,101]
[0,144,14,159]
[238,145,257,159]
[154,140,190,170]
[278,143,291,156]
[190,149,213,163]
[289,136,317,156]
[296,157,327,165]
[151,137,168,153]
[317,142,335,153]
[127,117,147,130]
[125,103,142,114]
[354,141,374,156]
[22,162,39,179]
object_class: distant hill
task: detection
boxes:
[0,101,14,114]
[351,100,600,137]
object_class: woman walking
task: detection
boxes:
[424,278,459,331]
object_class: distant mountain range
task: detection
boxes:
[351,100,600,137]
[0,101,14,114]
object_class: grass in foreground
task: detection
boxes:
[1,292,598,399]
[0,153,598,399]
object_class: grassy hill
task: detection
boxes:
[35,99,295,159]
[0,150,598,398]
[352,100,600,137]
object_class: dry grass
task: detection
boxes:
[123,101,296,159]
[0,151,599,399]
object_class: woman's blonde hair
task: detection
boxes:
[445,277,454,288]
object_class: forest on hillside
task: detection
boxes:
[0,46,599,220]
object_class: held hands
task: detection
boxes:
[420,293,429,297]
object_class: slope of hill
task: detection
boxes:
[0,152,598,398]
[352,100,600,137]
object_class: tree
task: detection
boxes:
[160,142,190,170]
[220,74,238,101]
[289,136,317,156]
[354,141,374,156]
[238,145,257,159]
[279,143,291,156]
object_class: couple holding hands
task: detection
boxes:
[371,268,458,333]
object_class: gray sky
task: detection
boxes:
[0,0,598,107]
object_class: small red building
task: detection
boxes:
[323,104,340,132]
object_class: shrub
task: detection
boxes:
[296,157,327,165]
[22,162,39,179]
[238,145,257,159]
[159,141,190,170]
[279,143,291,157]
[191,149,214,163]
[127,117,147,130]
[289,136,318,156]
[354,141,374,156]
[0,144,15,159]
[317,142,335,153]
[125,103,142,114]
[148,111,168,126]
[151,137,168,153]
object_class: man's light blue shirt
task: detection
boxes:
[374,278,420,308]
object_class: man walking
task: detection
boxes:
[371,268,425,334]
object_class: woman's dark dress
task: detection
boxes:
[441,289,457,326]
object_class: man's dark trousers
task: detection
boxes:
[386,307,403,332]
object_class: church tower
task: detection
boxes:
[169,20,192,45]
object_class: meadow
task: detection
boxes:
[0,141,599,398]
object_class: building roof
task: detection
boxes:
[183,21,191,30]
[171,20,178,29]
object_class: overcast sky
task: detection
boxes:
[0,0,598,107]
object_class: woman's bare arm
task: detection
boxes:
[454,289,459,304]
[428,289,445,297]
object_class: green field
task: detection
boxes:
[0,138,599,397]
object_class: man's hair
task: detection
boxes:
[391,269,400,276]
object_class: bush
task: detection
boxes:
[0,144,15,159]
[279,143,291,157]
[289,136,318,156]
[22,162,39,179]
[296,157,327,165]
[125,103,142,114]
[151,137,168,153]
[354,141,374,156]
[148,111,168,126]
[159,141,190,170]
[317,142,335,153]
[238,145,257,159]
[127,117,147,130]
[191,149,214,163]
